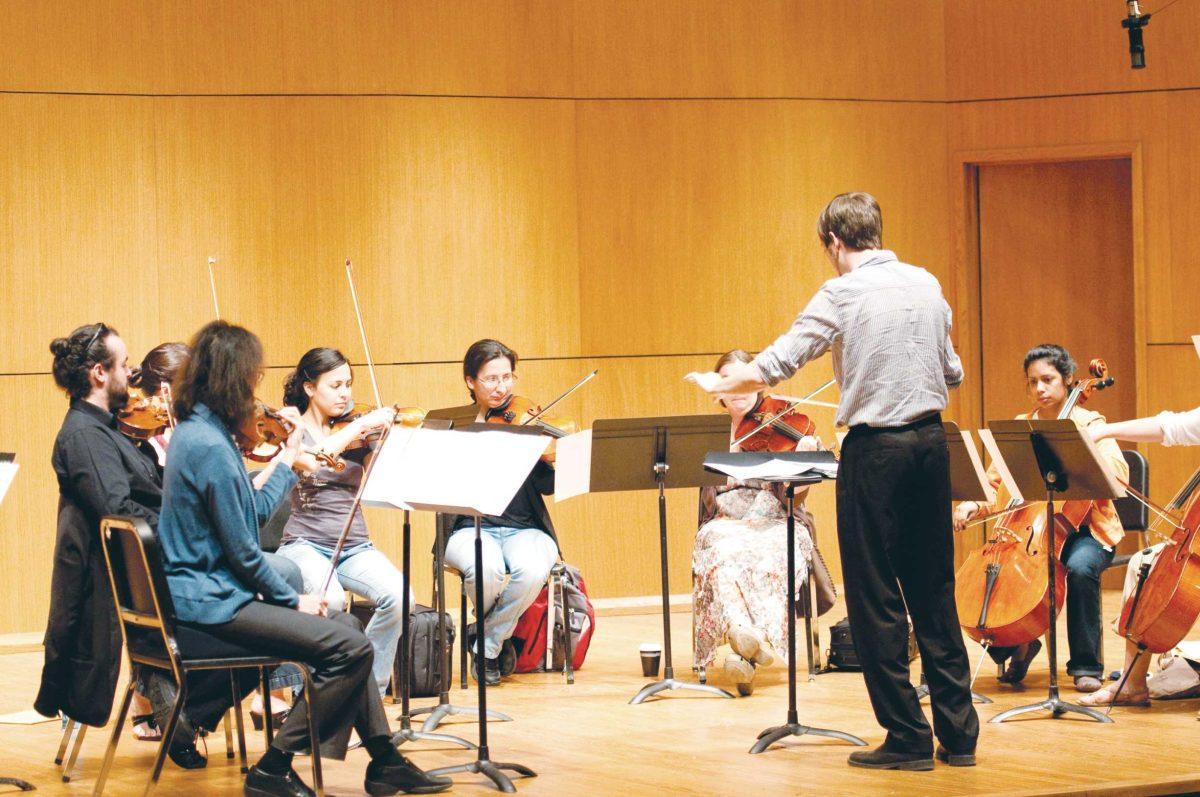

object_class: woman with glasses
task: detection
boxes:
[443,338,560,686]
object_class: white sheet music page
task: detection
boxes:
[705,457,837,482]
[1193,334,1200,361]
[554,428,593,502]
[0,457,17,505]
[361,426,549,516]
[976,428,1023,504]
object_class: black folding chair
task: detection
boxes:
[1099,449,1149,670]
[94,516,323,796]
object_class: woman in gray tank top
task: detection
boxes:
[275,347,410,696]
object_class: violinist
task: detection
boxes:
[1074,406,1200,708]
[156,320,449,796]
[953,344,1129,693]
[35,324,208,769]
[445,338,560,687]
[693,350,835,696]
[687,193,978,771]
[275,346,409,697]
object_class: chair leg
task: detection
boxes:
[55,717,75,765]
[544,569,558,672]
[260,668,274,745]
[93,681,135,795]
[63,717,88,782]
[460,578,468,690]
[298,666,324,797]
[143,679,186,797]
[223,708,234,759]
[561,576,575,685]
[234,676,249,773]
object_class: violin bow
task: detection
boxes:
[521,369,598,426]
[321,258,400,594]
[729,379,837,449]
[207,256,221,320]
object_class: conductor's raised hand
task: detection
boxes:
[684,371,723,393]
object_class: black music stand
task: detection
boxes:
[361,424,543,791]
[915,423,993,705]
[0,453,32,792]
[556,415,734,702]
[986,419,1123,725]
[703,451,867,753]
[409,411,511,733]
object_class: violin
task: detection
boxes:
[486,395,578,463]
[116,387,173,440]
[329,402,426,440]
[1116,466,1200,654]
[733,395,818,452]
[955,358,1114,650]
[235,400,342,470]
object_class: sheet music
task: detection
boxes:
[704,453,837,482]
[554,428,593,502]
[361,427,549,516]
[1193,334,1200,361]
[0,455,17,506]
[975,428,1023,504]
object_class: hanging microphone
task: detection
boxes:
[1122,0,1151,69]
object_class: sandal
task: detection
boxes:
[1079,682,1150,708]
[131,713,162,742]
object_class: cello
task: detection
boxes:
[954,359,1114,651]
[1116,466,1200,654]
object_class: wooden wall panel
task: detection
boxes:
[0,1,575,97]
[151,96,581,366]
[571,0,947,100]
[944,1,1200,101]
[0,95,161,373]
[576,100,952,357]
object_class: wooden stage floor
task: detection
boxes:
[3,590,1198,796]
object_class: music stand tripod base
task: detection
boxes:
[990,687,1112,724]
[750,721,867,754]
[0,778,34,792]
[630,676,733,704]
[915,675,992,705]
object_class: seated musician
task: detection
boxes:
[444,338,560,686]
[694,349,836,695]
[131,340,307,736]
[953,343,1128,693]
[1078,406,1200,708]
[156,320,448,796]
[36,324,208,762]
[275,346,409,698]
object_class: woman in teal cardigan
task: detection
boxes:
[157,320,448,797]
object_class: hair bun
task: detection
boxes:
[49,337,71,358]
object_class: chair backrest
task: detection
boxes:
[99,516,183,681]
[1114,449,1149,532]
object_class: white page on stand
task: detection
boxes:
[0,461,17,505]
[554,428,593,502]
[361,426,549,516]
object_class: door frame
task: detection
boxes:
[948,142,1147,430]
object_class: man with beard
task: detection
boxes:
[35,322,208,766]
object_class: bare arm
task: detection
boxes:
[1090,415,1165,444]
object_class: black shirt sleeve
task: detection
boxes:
[60,427,159,525]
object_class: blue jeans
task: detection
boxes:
[1060,530,1114,677]
[277,539,411,696]
[444,526,558,660]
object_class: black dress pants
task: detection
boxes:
[191,603,391,760]
[836,415,979,754]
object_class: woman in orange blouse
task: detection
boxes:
[953,344,1128,693]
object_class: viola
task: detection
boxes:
[733,395,817,453]
[486,395,578,463]
[234,400,342,471]
[329,403,427,446]
[955,359,1115,650]
[116,387,173,440]
[1117,467,1200,653]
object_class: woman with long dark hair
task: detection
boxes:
[276,346,409,697]
[156,321,448,797]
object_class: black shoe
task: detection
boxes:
[168,740,207,770]
[998,639,1042,685]
[472,652,502,686]
[244,765,315,797]
[499,639,517,677]
[848,744,934,771]
[365,756,453,795]
[935,745,977,767]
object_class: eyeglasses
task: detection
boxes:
[477,373,517,389]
